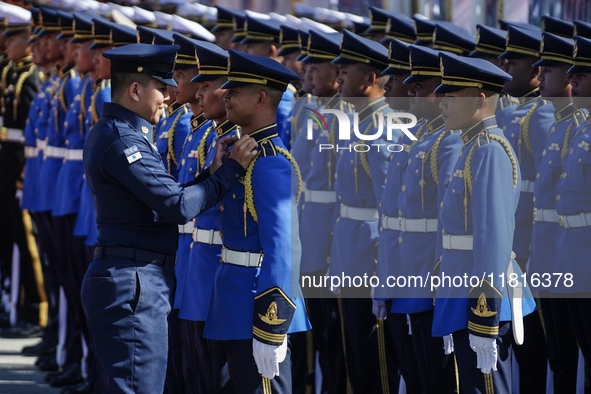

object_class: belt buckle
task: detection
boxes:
[533,208,537,222]
[398,217,403,231]
[558,215,565,228]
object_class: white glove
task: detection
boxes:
[326,267,341,295]
[406,314,412,335]
[252,337,288,379]
[372,300,387,320]
[442,334,454,355]
[469,334,498,374]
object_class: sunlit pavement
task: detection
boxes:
[0,337,56,393]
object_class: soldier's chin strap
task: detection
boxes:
[507,259,524,345]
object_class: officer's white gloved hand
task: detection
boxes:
[443,334,454,355]
[469,334,498,374]
[253,337,288,379]
[372,300,387,320]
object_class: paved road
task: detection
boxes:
[0,337,57,394]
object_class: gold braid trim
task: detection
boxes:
[561,121,576,160]
[90,82,101,126]
[290,94,311,146]
[197,125,214,171]
[429,129,451,186]
[489,134,519,191]
[79,76,91,135]
[167,107,188,169]
[519,101,542,160]
[56,73,70,114]
[243,144,302,236]
[0,61,12,115]
[13,70,31,120]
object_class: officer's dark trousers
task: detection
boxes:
[386,307,422,394]
[540,296,578,394]
[0,194,41,324]
[454,322,512,394]
[409,310,457,393]
[221,338,291,394]
[164,308,186,394]
[340,291,399,394]
[81,253,175,394]
[567,295,591,390]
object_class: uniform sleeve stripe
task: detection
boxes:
[253,327,286,343]
[468,321,499,335]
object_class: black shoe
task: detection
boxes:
[49,363,83,387]
[37,356,59,372]
[61,379,94,394]
[1,321,43,338]
[22,339,56,357]
[0,313,10,328]
[45,362,76,381]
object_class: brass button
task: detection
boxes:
[542,150,546,156]
[232,193,236,199]
[415,169,419,174]
[570,148,574,154]
[310,161,314,167]
[551,126,555,132]
[452,188,455,193]
[440,201,443,208]
[188,135,192,141]
[397,162,400,166]
[384,179,387,184]
[220,204,224,211]
[548,160,552,165]
[182,159,185,165]
[402,185,406,192]
[579,158,582,162]
[562,172,567,178]
[351,160,354,164]
[408,158,412,165]
[536,173,540,179]
[338,196,342,200]
[398,237,403,244]
[398,210,402,216]
[189,167,192,172]
[190,242,193,249]
[556,194,561,201]
[533,196,536,203]
[459,150,463,157]
[379,202,382,208]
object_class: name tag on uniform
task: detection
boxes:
[124,145,142,164]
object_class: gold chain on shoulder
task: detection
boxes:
[489,134,518,191]
[167,108,187,168]
[561,121,576,160]
[13,70,31,119]
[519,101,541,160]
[428,129,450,186]
[197,125,214,171]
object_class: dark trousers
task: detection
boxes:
[408,310,457,393]
[82,254,175,394]
[0,194,41,324]
[386,307,422,394]
[568,296,591,390]
[222,338,292,394]
[540,296,578,394]
[454,322,513,394]
[340,293,399,393]
[165,308,186,394]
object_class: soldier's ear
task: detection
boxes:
[269,44,278,59]
[129,82,141,102]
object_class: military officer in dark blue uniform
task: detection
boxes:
[81,43,258,394]
[556,34,591,391]
[498,24,555,393]
[329,30,400,393]
[434,52,537,393]
[203,49,311,394]
[530,31,583,394]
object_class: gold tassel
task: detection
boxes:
[243,202,247,237]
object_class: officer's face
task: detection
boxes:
[224,85,256,125]
[62,39,76,65]
[173,67,200,105]
[94,47,111,80]
[74,41,96,75]
[570,73,591,109]
[282,51,302,85]
[502,57,540,96]
[440,89,484,130]
[384,73,411,98]
[196,77,227,121]
[537,65,572,98]
[299,62,309,92]
[336,63,369,98]
[309,61,339,97]
[136,79,169,125]
[45,33,63,63]
[214,29,234,51]
[407,77,442,119]
[5,31,31,61]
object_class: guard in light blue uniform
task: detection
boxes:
[81,43,249,394]
[329,30,399,393]
[556,35,591,388]
[498,25,555,392]
[530,31,583,394]
[376,37,425,394]
[394,44,463,393]
[241,16,296,150]
[203,49,311,394]
[433,53,537,393]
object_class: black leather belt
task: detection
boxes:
[92,245,175,267]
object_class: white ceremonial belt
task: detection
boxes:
[25,146,37,158]
[381,215,400,230]
[520,180,535,193]
[64,149,83,161]
[340,204,379,221]
[399,217,437,233]
[558,212,591,229]
[221,247,263,268]
[44,146,67,158]
[178,222,194,234]
[0,127,24,143]
[533,208,559,223]
[442,234,473,250]
[36,139,47,150]
[305,189,337,203]
[192,228,222,245]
